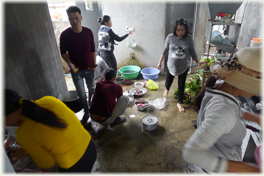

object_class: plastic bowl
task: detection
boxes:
[134,82,144,88]
[141,67,160,80]
[119,65,141,80]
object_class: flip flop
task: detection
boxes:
[177,103,185,113]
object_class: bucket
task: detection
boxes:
[57,91,82,113]
[141,67,160,80]
[119,65,141,79]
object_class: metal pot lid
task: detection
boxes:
[142,115,158,125]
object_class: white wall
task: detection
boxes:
[101,2,166,70]
[236,1,263,49]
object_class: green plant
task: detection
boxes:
[174,73,202,104]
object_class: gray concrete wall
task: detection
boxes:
[5,3,67,99]
[236,1,263,49]
[101,2,166,70]
[52,21,70,73]
[76,2,101,49]
[191,2,210,72]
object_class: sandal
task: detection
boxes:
[177,103,185,113]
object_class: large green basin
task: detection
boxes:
[119,65,141,79]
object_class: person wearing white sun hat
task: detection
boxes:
[182,47,262,173]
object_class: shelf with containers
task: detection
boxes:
[204,20,241,69]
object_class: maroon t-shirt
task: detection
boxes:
[90,80,123,118]
[60,27,95,69]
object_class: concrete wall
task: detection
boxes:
[76,2,101,49]
[52,21,70,73]
[101,2,166,70]
[5,3,67,99]
[191,2,210,72]
[236,1,263,49]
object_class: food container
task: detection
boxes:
[141,115,159,131]
[123,90,134,96]
[131,87,147,97]
[250,38,262,47]
[134,99,149,111]
[128,96,134,104]
[57,91,82,113]
[134,82,144,88]
[141,67,160,80]
[119,65,141,79]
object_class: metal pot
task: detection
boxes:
[141,115,159,131]
[57,91,82,113]
[134,99,149,111]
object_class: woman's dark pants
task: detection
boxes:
[165,68,188,104]
[100,51,117,72]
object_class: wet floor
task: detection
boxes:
[18,73,198,173]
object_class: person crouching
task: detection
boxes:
[90,68,129,127]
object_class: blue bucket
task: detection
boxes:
[141,67,160,80]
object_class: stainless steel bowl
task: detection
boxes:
[134,99,148,111]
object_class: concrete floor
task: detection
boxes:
[17,73,199,173]
[81,73,197,173]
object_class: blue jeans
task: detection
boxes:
[71,68,95,113]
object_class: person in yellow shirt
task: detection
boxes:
[5,89,97,172]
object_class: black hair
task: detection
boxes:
[192,75,217,112]
[104,68,116,81]
[98,15,110,25]
[66,6,81,16]
[173,18,189,38]
[5,89,67,128]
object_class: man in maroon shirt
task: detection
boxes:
[60,6,96,125]
[90,68,129,127]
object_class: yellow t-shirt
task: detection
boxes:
[15,96,91,169]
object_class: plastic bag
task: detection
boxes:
[146,79,159,90]
[152,97,166,109]
[211,31,223,43]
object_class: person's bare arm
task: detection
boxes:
[157,55,166,70]
[226,160,260,173]
[241,109,262,127]
[61,53,77,71]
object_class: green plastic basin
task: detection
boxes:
[119,65,141,79]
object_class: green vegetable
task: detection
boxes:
[174,73,202,105]
[200,57,216,68]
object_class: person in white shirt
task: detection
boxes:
[183,47,261,173]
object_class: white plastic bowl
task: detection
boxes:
[134,82,144,88]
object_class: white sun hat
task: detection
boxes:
[210,47,262,95]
